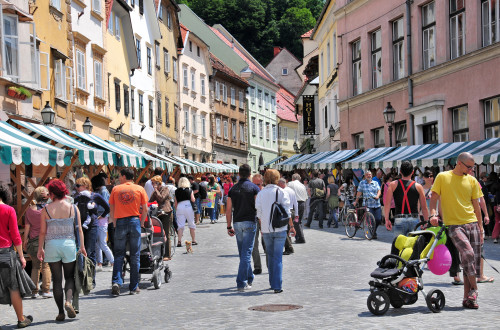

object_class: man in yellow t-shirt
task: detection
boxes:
[429,152,483,309]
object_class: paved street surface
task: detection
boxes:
[2,217,499,329]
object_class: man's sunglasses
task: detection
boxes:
[460,161,474,170]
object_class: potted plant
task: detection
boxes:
[7,86,32,100]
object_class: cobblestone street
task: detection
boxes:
[2,218,499,329]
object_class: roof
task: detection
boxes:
[210,25,279,88]
[276,86,299,123]
[266,47,301,69]
[301,29,314,38]
[209,53,249,87]
[179,23,189,45]
[311,0,333,40]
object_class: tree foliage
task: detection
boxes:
[177,0,325,66]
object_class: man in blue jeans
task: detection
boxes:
[109,168,148,296]
[226,164,260,292]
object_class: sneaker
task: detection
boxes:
[253,269,262,275]
[31,293,39,299]
[283,251,294,255]
[129,288,141,295]
[96,265,103,272]
[111,283,120,296]
[494,239,498,244]
[17,315,33,328]
[237,284,251,292]
[274,289,283,294]
[41,292,53,299]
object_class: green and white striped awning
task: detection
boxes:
[69,131,143,168]
[107,141,170,171]
[206,163,238,173]
[468,138,500,164]
[313,149,359,169]
[343,147,395,169]
[171,156,199,173]
[0,121,72,166]
[14,120,116,166]
[369,144,437,169]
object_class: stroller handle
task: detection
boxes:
[379,254,409,268]
[413,220,444,231]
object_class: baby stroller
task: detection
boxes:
[367,222,447,315]
[122,203,172,289]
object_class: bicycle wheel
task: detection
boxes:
[345,212,358,238]
[170,224,177,256]
[339,208,347,227]
[363,212,376,240]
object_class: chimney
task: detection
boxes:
[273,47,281,57]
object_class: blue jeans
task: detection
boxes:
[234,221,257,288]
[83,225,98,265]
[195,197,201,215]
[327,207,338,227]
[393,217,420,237]
[262,231,287,290]
[210,196,220,221]
[96,225,114,264]
[112,217,141,291]
[367,207,382,224]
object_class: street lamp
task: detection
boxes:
[329,125,336,139]
[41,101,55,125]
[183,145,188,158]
[211,149,217,161]
[293,141,299,153]
[137,136,144,148]
[165,147,171,156]
[383,102,396,147]
[158,142,165,154]
[82,117,93,134]
[310,135,316,153]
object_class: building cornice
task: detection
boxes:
[334,0,371,20]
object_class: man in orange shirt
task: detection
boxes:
[109,168,148,296]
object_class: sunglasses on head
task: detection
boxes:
[75,184,81,188]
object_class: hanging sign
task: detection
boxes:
[303,95,315,135]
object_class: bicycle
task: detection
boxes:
[338,196,355,227]
[345,198,376,240]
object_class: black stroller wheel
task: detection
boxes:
[426,289,445,313]
[152,269,162,289]
[164,268,172,283]
[367,291,390,316]
[345,212,357,238]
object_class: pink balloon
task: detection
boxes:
[428,244,452,275]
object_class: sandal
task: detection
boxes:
[451,280,464,285]
[477,276,494,283]
[192,241,198,245]
[463,298,479,309]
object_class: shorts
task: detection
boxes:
[194,197,201,215]
[44,238,77,263]
[176,201,196,229]
[448,222,481,277]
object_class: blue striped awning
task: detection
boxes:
[412,140,490,167]
[469,138,500,164]
[13,120,116,166]
[298,151,337,169]
[343,147,395,169]
[281,153,320,170]
[0,121,72,166]
[313,149,359,169]
[370,144,437,169]
[274,154,301,169]
[259,155,284,170]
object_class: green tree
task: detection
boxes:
[278,7,316,60]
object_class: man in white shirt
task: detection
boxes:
[287,174,307,243]
[278,178,298,255]
[144,167,165,200]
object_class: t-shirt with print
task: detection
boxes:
[431,171,483,226]
[109,182,148,219]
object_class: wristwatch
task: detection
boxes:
[227,226,232,230]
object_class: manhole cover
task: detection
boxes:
[249,304,303,312]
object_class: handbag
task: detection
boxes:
[188,189,198,213]
[270,189,290,230]
[0,247,12,268]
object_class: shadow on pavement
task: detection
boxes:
[217,254,239,258]
[358,305,464,317]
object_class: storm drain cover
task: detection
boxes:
[249,304,303,312]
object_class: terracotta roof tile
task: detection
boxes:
[209,53,248,86]
[277,87,299,123]
[301,29,313,38]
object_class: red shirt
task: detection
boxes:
[0,204,21,248]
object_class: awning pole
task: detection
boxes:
[59,153,79,182]
[136,161,152,184]
[17,164,53,224]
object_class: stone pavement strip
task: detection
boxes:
[1,217,499,329]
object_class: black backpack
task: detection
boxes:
[199,184,208,199]
[270,188,289,230]
[74,193,97,227]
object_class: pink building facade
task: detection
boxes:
[336,0,500,150]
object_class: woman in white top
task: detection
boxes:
[255,169,295,293]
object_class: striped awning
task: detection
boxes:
[107,141,170,170]
[280,153,316,171]
[259,155,284,170]
[412,140,488,168]
[171,156,200,173]
[468,138,500,164]
[13,120,116,166]
[69,131,143,168]
[298,151,337,169]
[0,121,71,166]
[313,149,359,169]
[274,154,302,170]
[343,147,395,169]
[370,144,437,169]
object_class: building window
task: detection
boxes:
[147,46,152,75]
[332,33,337,68]
[215,81,220,100]
[131,89,135,119]
[223,120,228,139]
[231,88,236,106]
[2,15,18,78]
[165,97,170,126]
[184,110,189,132]
[395,121,407,146]
[222,84,227,102]
[139,93,144,123]
[393,18,405,80]
[352,40,361,96]
[239,91,244,109]
[251,117,256,136]
[201,115,206,138]
[320,52,324,84]
[265,93,269,110]
[324,105,328,129]
[422,123,438,144]
[189,41,192,52]
[354,133,364,150]
[259,120,263,138]
[183,66,188,88]
[136,39,141,68]
[452,105,469,141]
[282,68,288,75]
[139,0,144,15]
[158,4,163,20]
[484,96,500,138]
[174,105,179,131]
[422,1,436,69]
[240,123,245,142]
[373,127,385,147]
[76,49,86,90]
[50,0,62,11]
[272,124,277,142]
[191,69,195,91]
[450,0,466,59]
[115,15,120,39]
[266,122,270,140]
[371,29,382,88]
[149,99,154,127]
[164,49,169,73]
[327,41,331,74]
[167,10,172,29]
[172,57,178,81]
[251,86,255,104]
[271,96,275,112]
[232,121,236,140]
[192,113,196,134]
[157,95,162,121]
[155,42,160,68]
[197,46,200,57]
[200,75,206,96]
[481,0,499,46]
[114,81,120,112]
[216,118,221,136]
[131,0,135,7]
[123,87,129,117]
[258,89,263,107]
[94,60,103,99]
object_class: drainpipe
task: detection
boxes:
[406,0,415,145]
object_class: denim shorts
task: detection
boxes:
[44,238,77,263]
[195,197,201,215]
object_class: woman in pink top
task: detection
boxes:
[0,183,34,328]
